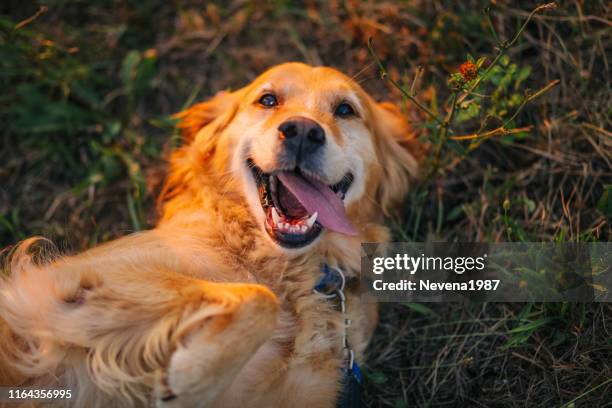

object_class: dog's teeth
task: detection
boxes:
[305,212,318,228]
[300,225,307,233]
[271,207,281,225]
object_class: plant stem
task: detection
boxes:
[410,66,424,96]
[450,126,533,141]
[367,38,442,125]
[429,92,459,175]
[484,7,500,45]
[458,2,557,104]
[450,79,559,144]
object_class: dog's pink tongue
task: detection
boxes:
[277,172,357,236]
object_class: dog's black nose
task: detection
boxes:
[278,117,325,157]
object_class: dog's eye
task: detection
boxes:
[258,93,278,108]
[334,102,356,118]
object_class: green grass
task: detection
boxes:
[1,1,611,406]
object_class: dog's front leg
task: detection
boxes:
[152,281,278,408]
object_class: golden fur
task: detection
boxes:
[0,63,420,407]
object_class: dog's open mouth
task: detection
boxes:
[247,159,355,248]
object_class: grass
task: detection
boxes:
[1,1,611,406]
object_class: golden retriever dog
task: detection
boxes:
[0,62,420,407]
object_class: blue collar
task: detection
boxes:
[314,263,346,296]
[314,264,363,407]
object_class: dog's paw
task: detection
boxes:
[154,283,278,407]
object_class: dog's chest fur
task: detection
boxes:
[213,249,369,407]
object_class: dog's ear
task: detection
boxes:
[372,101,423,216]
[174,90,243,143]
[160,89,245,209]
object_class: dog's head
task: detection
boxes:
[167,63,420,251]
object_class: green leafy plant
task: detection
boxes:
[369,3,559,181]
